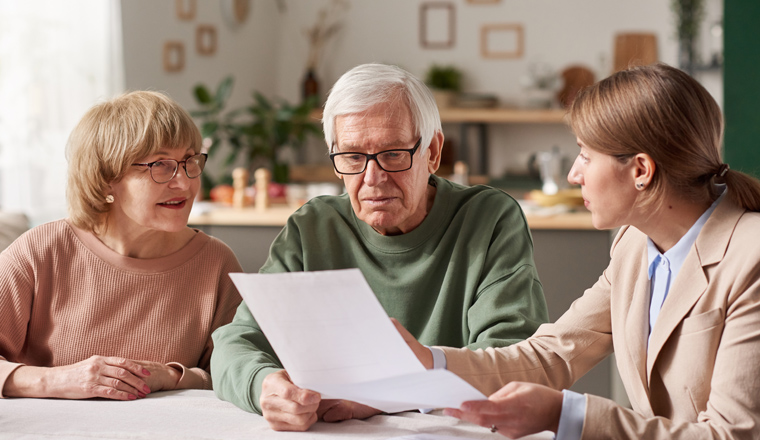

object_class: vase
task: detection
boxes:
[302,69,319,103]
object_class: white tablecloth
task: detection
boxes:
[0,390,553,440]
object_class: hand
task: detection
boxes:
[4,355,152,400]
[260,370,321,431]
[443,382,563,438]
[391,318,433,369]
[129,360,181,392]
[317,399,382,422]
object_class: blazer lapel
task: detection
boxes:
[645,200,744,381]
[624,263,654,415]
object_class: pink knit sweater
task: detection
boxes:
[0,219,242,397]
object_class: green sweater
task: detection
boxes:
[211,175,548,414]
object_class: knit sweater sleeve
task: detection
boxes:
[0,244,34,397]
[172,238,243,390]
[210,215,303,414]
[463,191,549,350]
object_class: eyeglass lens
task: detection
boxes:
[151,154,207,183]
[333,150,412,174]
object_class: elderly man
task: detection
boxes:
[211,63,548,431]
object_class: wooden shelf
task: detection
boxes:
[439,107,568,124]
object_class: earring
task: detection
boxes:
[636,182,645,190]
[105,195,114,203]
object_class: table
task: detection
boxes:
[0,390,553,439]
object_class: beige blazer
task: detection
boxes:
[440,200,760,439]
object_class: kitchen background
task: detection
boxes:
[0,0,731,226]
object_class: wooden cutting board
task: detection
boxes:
[613,33,658,72]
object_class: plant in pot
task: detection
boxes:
[425,64,462,108]
[191,76,322,199]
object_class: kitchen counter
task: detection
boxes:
[189,203,595,230]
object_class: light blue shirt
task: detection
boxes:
[555,189,725,440]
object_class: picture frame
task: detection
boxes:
[196,25,218,56]
[163,41,185,72]
[419,2,455,49]
[480,23,524,59]
[175,0,196,21]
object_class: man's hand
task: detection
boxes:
[260,370,321,431]
[443,381,563,438]
[317,399,382,422]
[391,318,433,369]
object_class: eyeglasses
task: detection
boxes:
[329,138,422,175]
[131,153,208,184]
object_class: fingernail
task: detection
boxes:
[143,385,151,393]
[142,369,151,376]
[138,392,146,398]
[128,394,137,400]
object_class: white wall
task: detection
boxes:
[120,0,280,112]
[120,0,722,178]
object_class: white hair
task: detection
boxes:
[322,63,441,154]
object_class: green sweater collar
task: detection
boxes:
[352,174,451,253]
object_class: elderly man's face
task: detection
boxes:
[333,101,442,235]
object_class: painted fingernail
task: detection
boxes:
[142,369,151,376]
[128,394,137,400]
[138,392,146,398]
[143,385,151,393]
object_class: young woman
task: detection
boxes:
[0,91,242,400]
[397,63,760,439]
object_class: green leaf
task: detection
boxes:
[194,85,213,104]
[216,76,234,106]
[201,121,219,138]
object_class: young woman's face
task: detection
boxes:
[567,139,639,230]
[107,146,200,236]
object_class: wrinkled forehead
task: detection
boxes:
[333,102,416,149]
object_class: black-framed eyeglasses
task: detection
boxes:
[329,138,422,175]
[131,153,208,184]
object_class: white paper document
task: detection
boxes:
[229,269,486,413]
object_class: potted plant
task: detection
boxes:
[191,76,322,190]
[425,64,462,108]
[671,0,705,75]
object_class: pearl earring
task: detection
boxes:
[105,195,114,203]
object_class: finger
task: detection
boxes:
[104,357,152,379]
[269,379,320,406]
[89,384,138,401]
[460,399,500,414]
[316,399,343,418]
[261,393,320,416]
[321,402,353,423]
[266,411,318,432]
[102,365,150,396]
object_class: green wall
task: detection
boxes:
[724,0,760,177]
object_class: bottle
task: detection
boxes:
[302,69,319,103]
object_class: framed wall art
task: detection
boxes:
[419,2,455,49]
[175,0,196,21]
[163,41,185,72]
[481,23,524,59]
[196,25,217,56]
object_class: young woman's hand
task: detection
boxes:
[444,381,563,438]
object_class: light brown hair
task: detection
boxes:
[66,91,202,231]
[570,63,760,212]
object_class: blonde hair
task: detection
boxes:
[570,63,760,212]
[66,91,202,231]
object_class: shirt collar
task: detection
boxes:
[647,186,726,279]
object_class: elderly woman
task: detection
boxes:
[397,63,760,439]
[0,91,242,400]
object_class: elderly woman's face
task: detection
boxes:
[107,146,200,235]
[334,102,440,235]
[567,139,639,230]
